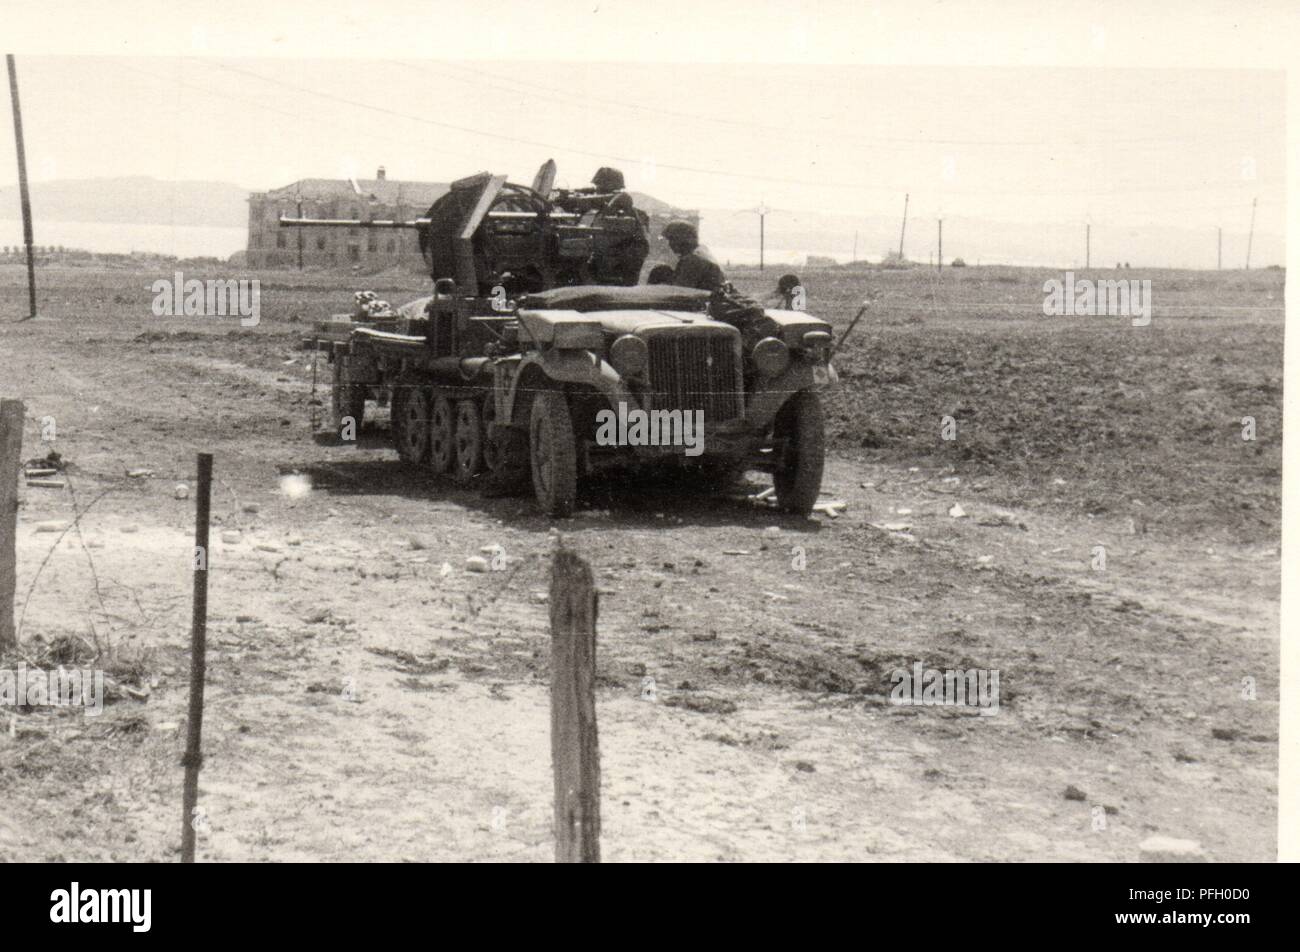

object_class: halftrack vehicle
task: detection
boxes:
[288,162,839,517]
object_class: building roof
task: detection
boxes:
[258,176,696,217]
[262,178,450,207]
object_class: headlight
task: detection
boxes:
[801,330,832,363]
[609,334,648,377]
[752,336,790,377]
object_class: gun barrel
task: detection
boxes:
[277,216,430,229]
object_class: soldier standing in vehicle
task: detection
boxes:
[662,220,724,292]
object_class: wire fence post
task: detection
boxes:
[549,546,600,863]
[181,452,212,862]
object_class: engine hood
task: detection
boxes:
[583,309,733,337]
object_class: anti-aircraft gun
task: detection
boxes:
[288,161,838,519]
[279,160,650,295]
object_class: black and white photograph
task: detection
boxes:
[0,0,1293,892]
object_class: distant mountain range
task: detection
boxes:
[0,177,1284,269]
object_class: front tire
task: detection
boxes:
[772,390,825,516]
[529,390,578,517]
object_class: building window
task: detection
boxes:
[387,239,396,253]
[367,236,377,253]
[276,233,286,249]
[316,236,327,251]
[348,245,361,262]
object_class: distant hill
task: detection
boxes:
[0,177,1282,268]
[0,176,250,228]
[629,191,695,217]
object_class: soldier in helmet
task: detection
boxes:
[560,167,635,217]
[590,167,635,216]
[646,264,676,285]
[551,167,648,285]
[767,272,803,309]
[662,220,724,292]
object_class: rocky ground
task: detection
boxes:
[0,263,1281,861]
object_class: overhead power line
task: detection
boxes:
[193,60,1281,200]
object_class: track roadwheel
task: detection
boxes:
[330,359,366,442]
[393,386,431,463]
[429,395,455,475]
[529,390,578,517]
[773,390,825,516]
[454,398,484,481]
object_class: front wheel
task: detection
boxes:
[529,390,578,517]
[772,390,825,516]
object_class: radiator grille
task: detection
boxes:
[646,334,742,422]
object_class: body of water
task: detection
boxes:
[0,220,247,260]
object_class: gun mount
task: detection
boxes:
[280,161,651,296]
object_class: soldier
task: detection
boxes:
[558,167,647,285]
[767,273,802,309]
[646,264,676,285]
[662,220,724,292]
[560,167,635,217]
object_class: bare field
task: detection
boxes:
[0,262,1281,861]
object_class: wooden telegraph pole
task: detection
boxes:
[1217,227,1222,270]
[898,193,909,259]
[0,399,22,652]
[1245,198,1257,270]
[6,55,36,321]
[937,219,943,272]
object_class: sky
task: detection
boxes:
[0,56,1284,238]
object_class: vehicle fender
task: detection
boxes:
[745,360,831,427]
[501,351,639,426]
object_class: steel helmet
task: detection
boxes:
[591,167,625,191]
[661,220,698,245]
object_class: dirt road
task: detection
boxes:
[0,266,1279,861]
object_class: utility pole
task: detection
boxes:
[740,203,771,271]
[295,186,304,271]
[937,218,943,272]
[898,193,909,259]
[1245,197,1257,270]
[1085,223,1091,269]
[852,230,858,262]
[6,55,36,321]
[1217,226,1222,270]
